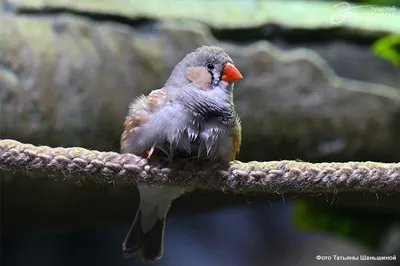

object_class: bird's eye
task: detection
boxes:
[206,63,214,70]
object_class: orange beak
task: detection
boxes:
[221,62,243,82]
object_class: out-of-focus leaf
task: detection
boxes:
[372,35,400,66]
[294,200,399,249]
[360,0,400,7]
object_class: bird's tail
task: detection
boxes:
[122,210,166,261]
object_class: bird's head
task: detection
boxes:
[166,45,243,91]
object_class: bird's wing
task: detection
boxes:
[231,115,242,161]
[121,89,172,155]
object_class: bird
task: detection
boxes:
[120,45,243,261]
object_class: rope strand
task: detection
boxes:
[1,139,399,193]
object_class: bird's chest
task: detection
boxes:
[172,111,234,161]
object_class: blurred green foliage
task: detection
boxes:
[294,200,399,250]
[360,0,400,7]
[372,35,400,66]
[326,0,400,7]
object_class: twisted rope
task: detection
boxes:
[1,139,399,193]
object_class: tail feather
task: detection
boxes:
[122,211,143,258]
[140,218,166,261]
[123,185,182,261]
[122,210,166,261]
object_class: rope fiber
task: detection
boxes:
[1,139,399,193]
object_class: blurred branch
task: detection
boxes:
[1,139,399,193]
